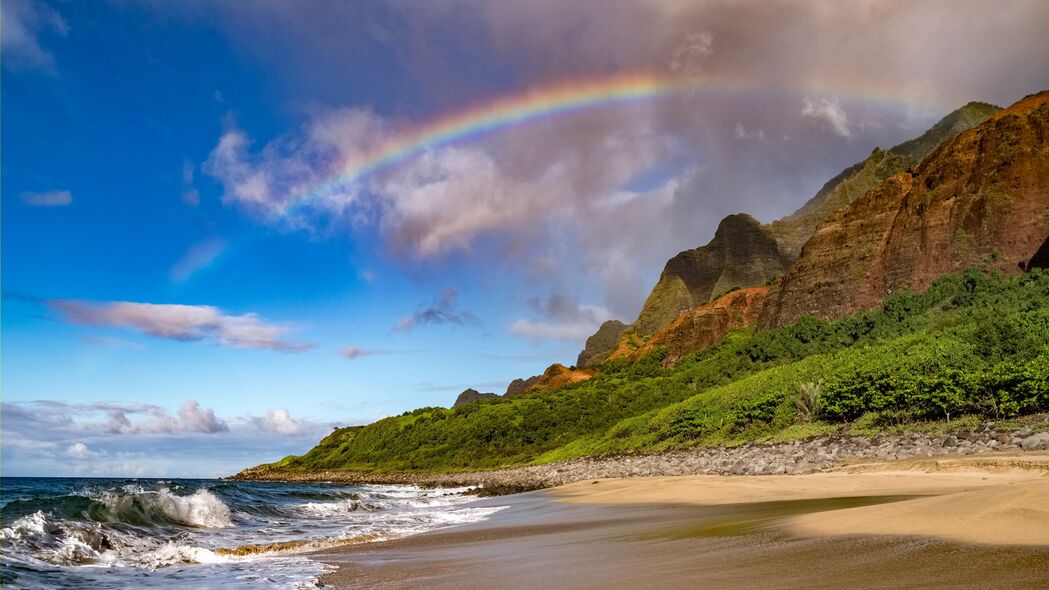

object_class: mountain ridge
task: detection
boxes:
[574,99,1003,369]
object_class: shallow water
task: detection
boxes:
[0,477,503,589]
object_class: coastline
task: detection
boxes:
[230,418,1049,491]
[312,451,1049,589]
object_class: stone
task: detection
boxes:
[1021,432,1049,450]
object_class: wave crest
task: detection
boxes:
[97,487,233,529]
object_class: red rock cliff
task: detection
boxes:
[760,91,1049,329]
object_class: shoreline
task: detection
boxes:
[312,452,1049,589]
[231,418,1049,491]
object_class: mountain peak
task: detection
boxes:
[632,213,789,336]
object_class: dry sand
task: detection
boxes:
[554,452,1049,546]
[316,453,1049,589]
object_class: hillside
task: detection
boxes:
[240,269,1049,474]
[238,92,1047,478]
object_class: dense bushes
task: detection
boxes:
[274,269,1049,472]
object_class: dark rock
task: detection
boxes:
[504,376,540,397]
[452,388,499,408]
[633,214,791,336]
[576,320,629,367]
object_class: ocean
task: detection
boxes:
[0,477,504,589]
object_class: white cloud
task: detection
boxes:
[205,100,671,258]
[203,108,386,226]
[178,401,229,434]
[1,0,68,73]
[252,408,310,436]
[48,299,313,352]
[802,97,851,138]
[21,190,72,206]
[66,442,99,460]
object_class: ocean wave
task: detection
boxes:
[1,478,504,589]
[0,509,233,569]
[293,499,384,516]
[97,487,233,529]
[2,486,232,530]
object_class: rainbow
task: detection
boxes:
[287,72,954,214]
[285,72,690,213]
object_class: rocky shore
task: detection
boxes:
[230,418,1049,493]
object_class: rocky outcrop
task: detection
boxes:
[613,286,768,366]
[576,320,628,367]
[633,214,790,336]
[452,388,499,408]
[504,364,596,397]
[504,376,540,397]
[760,91,1049,329]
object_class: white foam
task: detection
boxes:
[2,482,504,589]
[154,488,233,528]
[96,487,233,528]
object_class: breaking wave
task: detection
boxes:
[0,478,504,589]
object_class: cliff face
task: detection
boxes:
[611,286,768,367]
[767,101,1002,258]
[632,214,789,336]
[576,320,629,367]
[623,102,1001,342]
[760,91,1049,329]
[766,148,914,258]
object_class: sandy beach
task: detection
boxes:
[315,452,1049,589]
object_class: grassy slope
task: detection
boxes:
[269,269,1049,473]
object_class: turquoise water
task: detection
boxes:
[0,477,502,589]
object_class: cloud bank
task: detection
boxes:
[49,300,313,352]
[1,400,336,478]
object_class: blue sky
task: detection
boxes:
[3,0,1047,477]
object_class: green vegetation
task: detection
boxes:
[271,269,1049,473]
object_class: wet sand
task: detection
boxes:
[315,454,1049,589]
